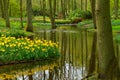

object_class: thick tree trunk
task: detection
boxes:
[96,0,119,79]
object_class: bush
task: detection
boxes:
[68,10,92,20]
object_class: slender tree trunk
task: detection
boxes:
[20,0,23,29]
[0,0,5,18]
[3,0,10,28]
[61,0,66,19]
[26,0,33,32]
[80,0,83,10]
[49,0,56,29]
[114,0,119,19]
[43,0,46,23]
[85,0,87,11]
[28,75,33,80]
[96,0,119,79]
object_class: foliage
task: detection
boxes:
[0,36,60,63]
[0,18,5,27]
[77,20,93,27]
[68,10,92,20]
[114,34,120,43]
[111,19,120,26]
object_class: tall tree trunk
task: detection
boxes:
[43,0,46,23]
[96,0,119,79]
[49,0,56,29]
[26,0,33,32]
[114,0,119,19]
[61,0,66,19]
[80,0,83,10]
[85,0,87,11]
[3,0,10,28]
[0,0,5,18]
[20,0,23,29]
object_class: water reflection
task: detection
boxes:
[0,28,94,80]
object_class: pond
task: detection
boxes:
[0,27,95,80]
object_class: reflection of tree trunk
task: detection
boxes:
[22,75,25,80]
[88,32,97,75]
[28,75,33,80]
[48,69,54,80]
[50,30,56,42]
[87,0,97,76]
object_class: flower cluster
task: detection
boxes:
[0,35,60,63]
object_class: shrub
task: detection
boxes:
[68,10,92,20]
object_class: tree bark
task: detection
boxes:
[0,0,5,18]
[20,0,23,29]
[3,0,10,28]
[114,0,119,19]
[43,0,46,23]
[49,0,56,29]
[96,0,119,79]
[26,0,33,32]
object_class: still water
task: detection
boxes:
[0,28,94,80]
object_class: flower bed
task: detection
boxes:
[0,35,60,64]
[0,61,57,79]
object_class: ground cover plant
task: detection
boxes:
[0,35,60,64]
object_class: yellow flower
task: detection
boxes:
[5,44,9,47]
[42,49,46,51]
[0,42,4,46]
[0,48,5,52]
[31,48,35,52]
[24,46,30,49]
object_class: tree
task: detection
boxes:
[26,0,33,32]
[114,0,119,19]
[20,0,23,29]
[95,0,119,79]
[49,0,56,29]
[3,0,10,28]
[42,0,46,23]
[0,0,5,18]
